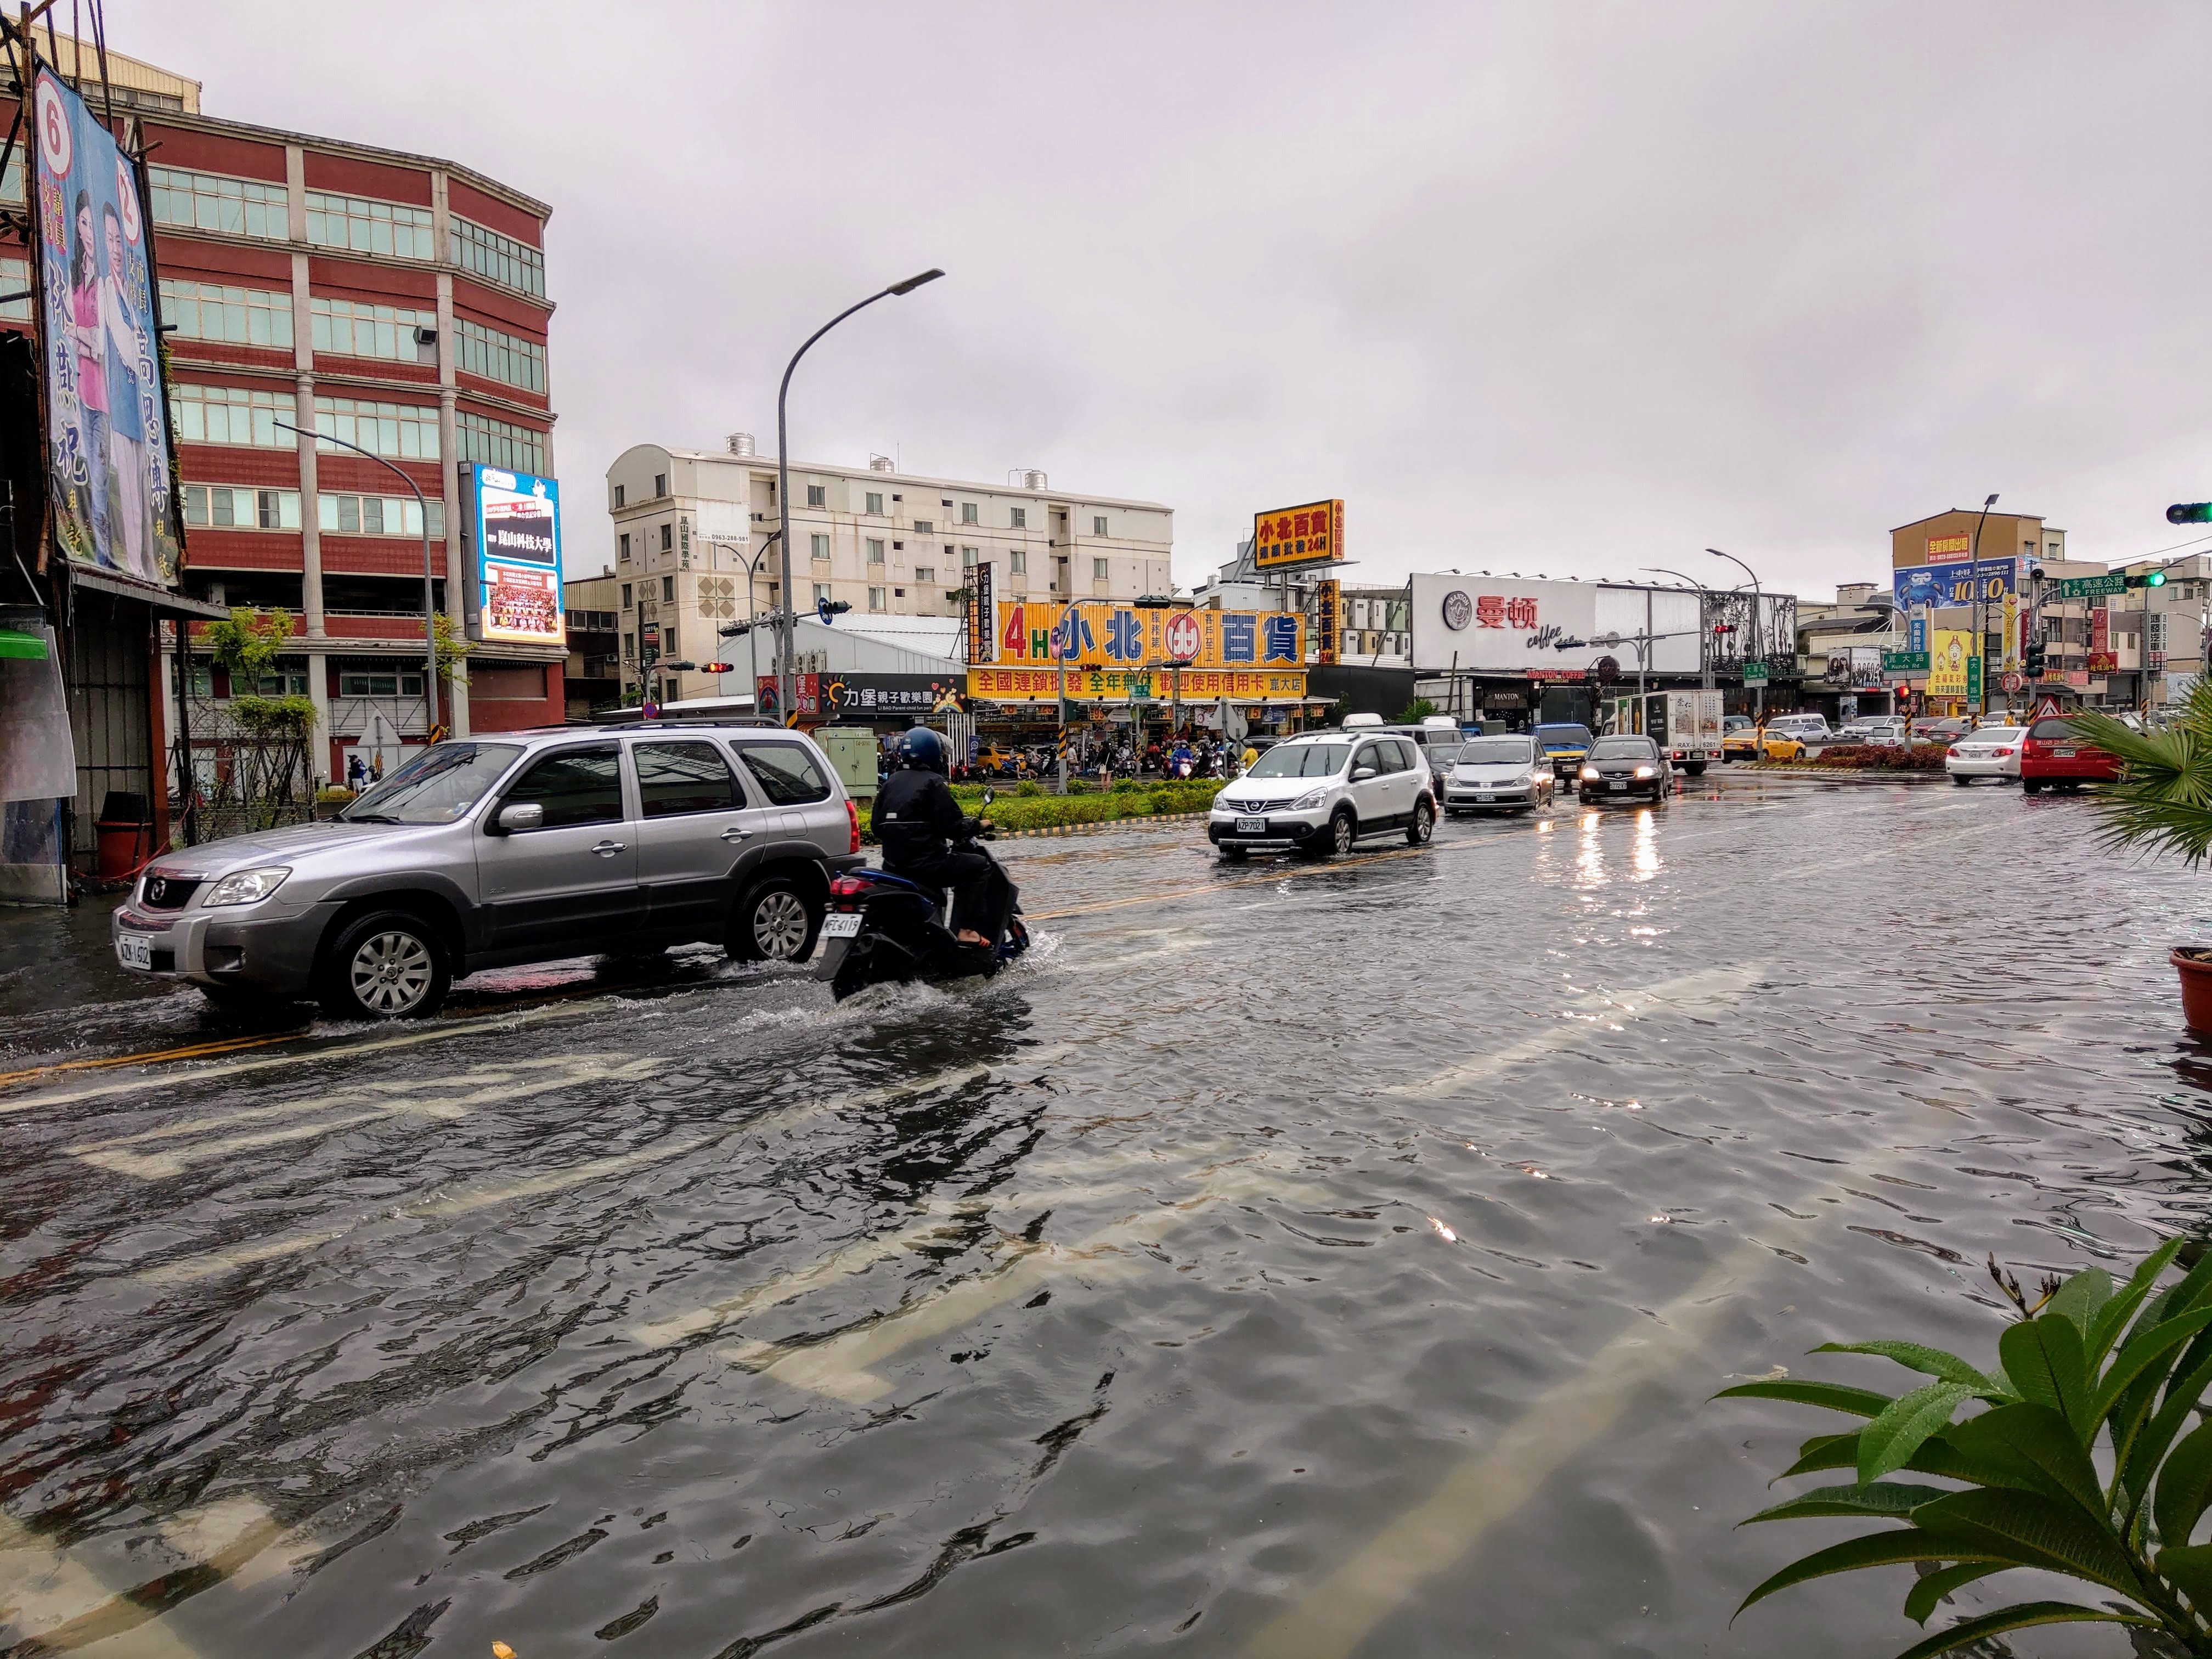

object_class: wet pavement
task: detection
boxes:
[1,772,2207,1658]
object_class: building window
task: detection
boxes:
[814,582,832,605]
[304,190,436,259]
[623,633,635,659]
[182,485,301,529]
[913,518,933,534]
[311,297,436,362]
[317,492,443,537]
[865,491,883,515]
[1093,557,1110,582]
[0,255,24,322]
[866,538,885,565]
[613,484,626,508]
[915,566,935,584]
[962,545,978,568]
[961,502,978,524]
[314,394,440,460]
[450,215,545,297]
[810,533,830,561]
[620,582,633,609]
[456,410,544,472]
[338,672,427,697]
[453,317,546,393]
[807,484,827,507]
[618,533,631,561]
[1093,515,1108,536]
[661,575,675,602]
[868,586,885,612]
[170,383,297,448]
[1009,550,1027,575]
[653,472,668,498]
[148,166,286,239]
[1011,506,1027,529]
[160,279,292,348]
[659,523,673,552]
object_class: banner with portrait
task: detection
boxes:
[31,67,180,585]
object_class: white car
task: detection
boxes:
[1945,727,2025,785]
[1443,733,1555,815]
[1209,731,1437,860]
[1765,714,1833,744]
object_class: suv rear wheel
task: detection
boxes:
[729,875,821,963]
[320,911,449,1020]
[1406,799,1434,845]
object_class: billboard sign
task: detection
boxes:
[32,68,180,586]
[1316,578,1340,665]
[967,665,1308,704]
[1252,499,1344,571]
[964,562,994,663]
[469,465,564,648]
[1895,556,2018,611]
[1928,629,1976,696]
[994,601,1302,669]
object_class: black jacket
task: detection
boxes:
[873,769,977,873]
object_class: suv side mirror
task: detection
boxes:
[496,802,545,834]
[1351,764,1377,781]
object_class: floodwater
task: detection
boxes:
[1,773,2206,1658]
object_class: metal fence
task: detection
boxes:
[173,732,315,844]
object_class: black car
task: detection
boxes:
[1577,733,1673,804]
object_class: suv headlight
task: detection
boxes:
[1579,765,1599,781]
[1288,787,1329,811]
[1634,764,1657,778]
[203,866,291,907]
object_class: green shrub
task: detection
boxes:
[1016,780,1043,797]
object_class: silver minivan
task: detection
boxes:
[111,723,864,1020]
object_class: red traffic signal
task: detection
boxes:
[700,662,735,674]
[1711,622,1736,635]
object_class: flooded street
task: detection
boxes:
[2,773,2205,1659]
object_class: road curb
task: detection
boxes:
[1000,810,1210,839]
[1733,765,1950,783]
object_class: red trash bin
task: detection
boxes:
[95,791,153,881]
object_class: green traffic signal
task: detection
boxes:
[2148,570,2168,586]
[2169,503,2212,524]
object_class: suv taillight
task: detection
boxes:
[845,798,861,854]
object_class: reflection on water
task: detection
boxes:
[0,788,2205,1658]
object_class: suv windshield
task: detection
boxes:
[1590,737,1656,759]
[1247,741,1351,779]
[1458,740,1534,765]
[342,742,522,823]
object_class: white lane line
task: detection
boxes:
[0,1001,601,1116]
[1386,963,1764,1099]
[130,1046,1073,1289]
[67,1057,660,1181]
[1765,820,1994,882]
[722,1165,1328,1403]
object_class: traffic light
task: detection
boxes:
[701,662,733,674]
[2169,503,2212,524]
[817,597,852,624]
[2024,640,2046,675]
[1711,622,1736,636]
[2124,570,2169,589]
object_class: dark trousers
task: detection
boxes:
[892,848,1011,945]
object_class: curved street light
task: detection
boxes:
[775,269,945,723]
[705,532,778,704]
[1706,548,1765,717]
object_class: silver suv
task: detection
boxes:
[111,723,863,1020]
[1207,730,1436,860]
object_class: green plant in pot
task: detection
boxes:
[2072,681,2212,1030]
[1722,1237,2212,1657]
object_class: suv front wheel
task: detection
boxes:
[320,910,450,1020]
[729,875,822,963]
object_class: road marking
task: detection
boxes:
[0,1000,605,1117]
[0,1033,293,1090]
[67,1057,662,1180]
[1386,963,1764,1099]
[130,1046,1073,1289]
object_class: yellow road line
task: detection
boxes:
[0,1032,292,1089]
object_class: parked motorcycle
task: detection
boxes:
[815,790,1030,1001]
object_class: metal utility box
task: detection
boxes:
[816,725,879,800]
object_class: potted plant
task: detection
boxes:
[2074,682,2212,1030]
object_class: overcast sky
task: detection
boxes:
[112,1,2212,600]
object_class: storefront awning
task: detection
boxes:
[64,562,230,618]
[0,626,47,659]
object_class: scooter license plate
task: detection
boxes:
[821,912,862,939]
[1235,816,1267,834]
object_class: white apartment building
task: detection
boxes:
[605,440,1174,705]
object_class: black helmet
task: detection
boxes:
[895,727,947,774]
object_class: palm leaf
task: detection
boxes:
[2087,1238,2186,1366]
[1913,1488,2145,1597]
[2075,681,2212,865]
[1886,1601,2152,1659]
[1736,1531,2001,1616]
[1903,1562,2001,1626]
[1812,1340,2005,1395]
[2155,1421,2212,1552]
[1942,1404,2106,1520]
[1712,1379,1896,1418]
[1860,1382,1976,1484]
[1743,1482,1950,1525]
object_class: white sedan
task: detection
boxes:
[1945,727,2026,785]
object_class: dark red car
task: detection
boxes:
[2019,715,2121,794]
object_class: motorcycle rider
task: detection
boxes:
[872,727,1007,949]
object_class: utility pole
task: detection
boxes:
[1969,493,1999,720]
[1707,549,1765,719]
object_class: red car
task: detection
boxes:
[2019,715,2121,794]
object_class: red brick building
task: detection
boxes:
[4,44,562,781]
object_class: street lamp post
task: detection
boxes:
[775,269,944,725]
[276,419,439,741]
[706,533,777,706]
[1706,548,1765,720]
[1969,492,1999,720]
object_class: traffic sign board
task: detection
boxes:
[1743,659,1769,687]
[2031,694,2063,721]
[1881,650,1930,672]
[2002,672,2024,692]
[2057,573,2126,599]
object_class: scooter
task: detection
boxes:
[815,789,1030,1001]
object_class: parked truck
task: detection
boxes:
[1606,690,1724,775]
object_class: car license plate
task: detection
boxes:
[1236,816,1267,834]
[115,933,153,970]
[2053,748,2076,758]
[1474,793,1494,803]
[821,912,862,939]
[1609,781,1627,792]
